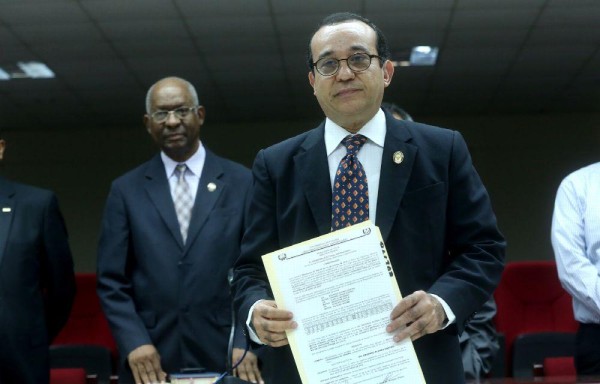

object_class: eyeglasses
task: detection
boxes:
[312,52,382,77]
[150,106,197,123]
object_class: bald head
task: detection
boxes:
[145,77,199,113]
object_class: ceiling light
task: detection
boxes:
[17,61,55,79]
[0,68,10,81]
[410,46,438,66]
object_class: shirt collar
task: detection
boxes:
[324,109,386,156]
[161,141,205,178]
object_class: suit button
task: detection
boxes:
[182,306,189,313]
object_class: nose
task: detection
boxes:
[336,60,355,81]
[165,111,181,127]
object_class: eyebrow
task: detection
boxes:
[316,45,371,61]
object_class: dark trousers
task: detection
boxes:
[575,323,600,375]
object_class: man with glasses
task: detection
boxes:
[97,77,262,384]
[233,12,505,383]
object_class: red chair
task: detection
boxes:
[50,368,87,384]
[543,356,576,378]
[493,261,578,377]
[51,273,118,382]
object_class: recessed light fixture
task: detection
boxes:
[410,46,438,66]
[0,61,55,80]
[0,68,10,81]
[392,46,439,67]
[17,61,55,78]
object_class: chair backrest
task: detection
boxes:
[493,261,578,376]
[512,332,575,377]
[52,273,118,380]
[50,368,87,384]
[53,273,117,353]
[543,356,576,378]
[50,344,112,383]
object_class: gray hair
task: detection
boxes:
[145,76,200,113]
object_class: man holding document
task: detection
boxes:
[233,12,505,383]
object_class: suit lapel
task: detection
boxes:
[376,118,418,241]
[0,177,15,269]
[185,150,223,251]
[144,155,185,248]
[295,124,332,235]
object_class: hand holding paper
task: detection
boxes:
[261,221,426,383]
[387,290,447,342]
[252,300,297,347]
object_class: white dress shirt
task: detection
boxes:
[161,142,206,201]
[324,109,385,224]
[551,162,600,323]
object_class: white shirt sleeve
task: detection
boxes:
[246,300,266,345]
[431,294,456,328]
[551,174,600,320]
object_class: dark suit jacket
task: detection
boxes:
[0,176,75,384]
[97,149,251,383]
[233,114,506,383]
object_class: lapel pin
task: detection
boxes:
[393,151,404,164]
[2,207,11,213]
[207,182,217,192]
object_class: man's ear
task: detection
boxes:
[0,139,6,161]
[143,115,151,134]
[308,71,316,94]
[196,106,206,125]
[382,60,394,88]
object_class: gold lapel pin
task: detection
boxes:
[207,182,217,192]
[393,151,404,164]
[2,207,11,213]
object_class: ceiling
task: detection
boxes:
[0,0,598,131]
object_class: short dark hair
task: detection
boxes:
[306,12,390,71]
[381,102,413,122]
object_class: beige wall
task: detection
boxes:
[1,112,598,272]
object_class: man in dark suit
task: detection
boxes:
[383,101,501,380]
[0,134,76,384]
[97,77,262,384]
[233,13,505,383]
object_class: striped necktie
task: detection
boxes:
[174,164,193,243]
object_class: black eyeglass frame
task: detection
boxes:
[311,53,383,77]
[150,106,198,123]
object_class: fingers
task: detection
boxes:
[253,300,297,347]
[127,344,166,384]
[234,351,264,384]
[386,291,445,342]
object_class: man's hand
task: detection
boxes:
[386,290,446,342]
[252,300,297,347]
[127,344,166,384]
[232,349,264,384]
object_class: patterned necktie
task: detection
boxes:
[331,134,369,231]
[174,164,193,243]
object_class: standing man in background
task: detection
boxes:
[97,77,262,384]
[0,133,76,384]
[552,162,600,375]
[382,101,501,380]
[233,12,505,384]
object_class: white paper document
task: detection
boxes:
[262,221,425,384]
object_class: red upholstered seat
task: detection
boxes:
[51,273,117,381]
[50,368,87,384]
[543,356,576,378]
[494,261,578,376]
[53,273,117,354]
